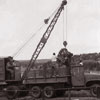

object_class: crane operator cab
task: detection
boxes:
[0,57,20,82]
[5,56,16,80]
[4,56,21,81]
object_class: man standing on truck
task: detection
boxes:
[51,53,59,76]
[57,41,73,66]
[6,56,16,80]
[51,53,57,62]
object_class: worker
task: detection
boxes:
[51,53,57,62]
[50,53,59,77]
[57,41,73,66]
[79,59,83,66]
[6,56,16,80]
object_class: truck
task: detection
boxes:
[0,0,100,99]
[0,56,100,99]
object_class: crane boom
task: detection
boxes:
[21,0,67,81]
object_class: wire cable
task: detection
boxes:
[63,4,67,42]
[63,10,65,42]
[49,5,60,19]
[65,4,67,41]
[12,23,45,58]
[12,3,61,58]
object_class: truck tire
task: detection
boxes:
[90,84,100,97]
[5,86,19,99]
[43,86,55,98]
[31,86,41,98]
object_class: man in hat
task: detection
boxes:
[6,56,16,80]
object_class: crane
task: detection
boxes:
[21,0,67,81]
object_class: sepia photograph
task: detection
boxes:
[0,0,100,100]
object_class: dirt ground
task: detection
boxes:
[0,90,100,100]
[0,97,99,100]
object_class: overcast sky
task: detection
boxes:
[0,0,100,60]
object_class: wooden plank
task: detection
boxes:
[23,77,68,84]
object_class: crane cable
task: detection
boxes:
[44,4,61,24]
[65,4,67,41]
[12,5,60,58]
[63,9,65,42]
[12,23,45,58]
[48,5,61,20]
[63,4,67,42]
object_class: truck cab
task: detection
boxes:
[71,60,100,86]
[71,60,100,96]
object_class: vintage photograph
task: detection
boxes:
[0,0,100,100]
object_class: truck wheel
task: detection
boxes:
[43,86,55,98]
[5,86,19,99]
[90,84,100,96]
[31,86,41,98]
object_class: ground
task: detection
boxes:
[0,90,100,100]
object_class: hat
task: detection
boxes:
[8,56,13,59]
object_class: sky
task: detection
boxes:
[0,0,100,60]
